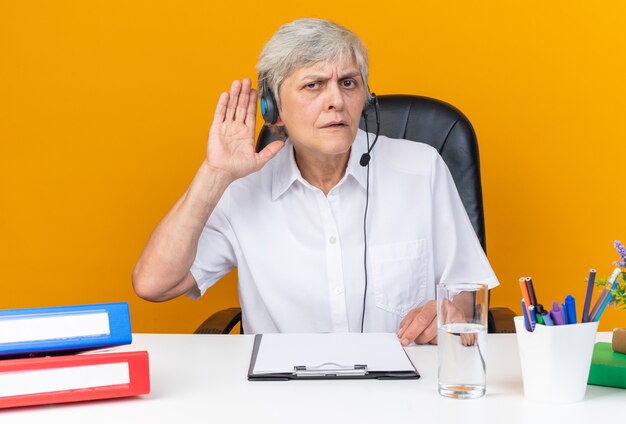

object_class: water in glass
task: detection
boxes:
[437,322,487,399]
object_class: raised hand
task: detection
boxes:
[132,79,285,303]
[206,78,284,182]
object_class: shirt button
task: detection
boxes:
[334,286,343,295]
[329,236,336,244]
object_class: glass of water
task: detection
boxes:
[437,282,488,399]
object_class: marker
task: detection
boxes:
[534,306,545,325]
[565,295,577,324]
[531,305,546,325]
[581,269,596,323]
[550,301,565,325]
[535,303,546,316]
[529,305,537,330]
[542,312,554,326]
[562,302,569,324]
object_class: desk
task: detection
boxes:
[3,333,621,423]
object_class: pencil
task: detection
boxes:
[519,277,533,331]
[591,280,617,322]
[526,277,538,306]
[589,268,621,321]
[593,268,621,322]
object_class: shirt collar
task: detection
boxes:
[271,129,371,200]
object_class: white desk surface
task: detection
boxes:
[3,333,621,423]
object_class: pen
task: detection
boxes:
[581,269,596,323]
[550,301,565,325]
[542,311,554,326]
[589,268,621,321]
[562,302,569,324]
[535,304,552,326]
[528,305,537,330]
[565,295,577,324]
[521,298,531,331]
[534,306,545,325]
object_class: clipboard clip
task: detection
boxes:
[293,362,368,377]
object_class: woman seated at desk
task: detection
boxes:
[132,18,498,345]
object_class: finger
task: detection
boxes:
[461,333,477,346]
[414,316,437,345]
[225,80,242,121]
[400,301,437,346]
[234,78,251,122]
[245,88,258,125]
[212,92,229,126]
[255,140,285,166]
[397,308,418,338]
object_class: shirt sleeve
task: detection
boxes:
[431,154,499,289]
[187,188,238,299]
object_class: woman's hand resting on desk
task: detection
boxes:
[206,78,285,182]
[397,301,438,345]
[398,299,474,346]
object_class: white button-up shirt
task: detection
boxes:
[189,129,498,334]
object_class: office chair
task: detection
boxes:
[194,94,516,335]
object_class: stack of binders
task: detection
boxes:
[0,302,150,408]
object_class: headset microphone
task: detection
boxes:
[359,93,380,167]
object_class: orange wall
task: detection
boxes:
[2,1,625,332]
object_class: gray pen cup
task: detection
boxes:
[437,282,489,399]
[513,316,598,403]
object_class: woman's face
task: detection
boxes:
[276,58,366,161]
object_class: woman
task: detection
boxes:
[132,18,498,344]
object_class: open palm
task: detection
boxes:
[206,79,284,181]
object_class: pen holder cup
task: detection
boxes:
[514,316,598,404]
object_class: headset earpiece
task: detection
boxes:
[260,79,279,125]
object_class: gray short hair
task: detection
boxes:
[257,18,369,136]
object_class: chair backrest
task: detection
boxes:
[256,94,486,252]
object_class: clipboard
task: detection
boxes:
[247,333,420,381]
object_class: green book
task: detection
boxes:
[588,342,626,389]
